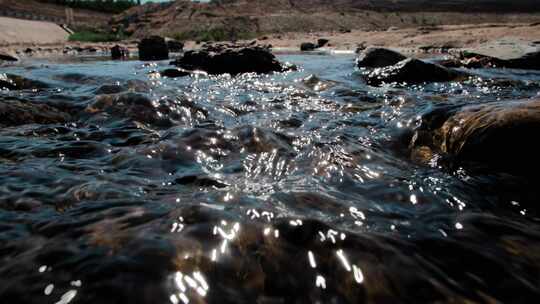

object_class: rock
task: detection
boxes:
[0,52,18,62]
[166,39,184,52]
[410,98,540,176]
[86,92,176,127]
[300,42,317,51]
[356,47,407,68]
[0,99,71,127]
[302,74,338,91]
[507,51,540,70]
[138,36,169,61]
[171,45,284,75]
[317,38,329,48]
[111,45,130,60]
[439,51,540,70]
[0,74,49,91]
[364,58,467,86]
[160,68,190,78]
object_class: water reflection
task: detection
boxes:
[1,54,540,303]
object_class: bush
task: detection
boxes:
[68,31,122,42]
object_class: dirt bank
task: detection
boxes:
[0,17,69,46]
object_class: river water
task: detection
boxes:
[1,53,540,303]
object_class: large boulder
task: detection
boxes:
[138,36,169,61]
[317,38,329,48]
[111,45,129,60]
[364,58,467,86]
[410,98,540,176]
[300,42,317,51]
[171,45,284,75]
[0,74,49,91]
[166,39,184,52]
[0,99,71,127]
[356,47,407,68]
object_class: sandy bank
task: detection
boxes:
[0,17,69,46]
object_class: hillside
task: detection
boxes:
[0,0,112,27]
[111,0,540,39]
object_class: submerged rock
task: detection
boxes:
[0,98,71,126]
[160,68,190,78]
[410,98,540,176]
[356,47,407,68]
[138,36,169,61]
[171,45,284,75]
[0,74,49,91]
[86,92,173,127]
[111,45,130,60]
[364,58,467,86]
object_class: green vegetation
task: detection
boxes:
[68,30,123,42]
[38,0,139,14]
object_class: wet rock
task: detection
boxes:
[138,36,169,61]
[507,51,540,70]
[160,68,190,78]
[439,51,540,70]
[86,92,173,127]
[0,74,49,91]
[0,98,71,126]
[302,74,338,91]
[166,39,184,52]
[364,58,467,86]
[0,52,18,62]
[171,45,284,75]
[317,38,329,48]
[410,98,540,176]
[356,47,407,68]
[300,42,317,51]
[111,45,129,60]
[95,84,127,95]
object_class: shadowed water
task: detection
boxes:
[1,53,540,303]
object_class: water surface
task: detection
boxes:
[1,53,540,303]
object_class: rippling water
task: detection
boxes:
[1,53,540,303]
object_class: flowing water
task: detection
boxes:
[1,53,540,303]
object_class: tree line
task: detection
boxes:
[38,0,142,14]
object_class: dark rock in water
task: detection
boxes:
[0,74,49,90]
[410,98,540,176]
[160,68,190,78]
[86,92,173,127]
[317,38,329,48]
[24,48,33,54]
[356,47,407,68]
[300,42,317,51]
[94,84,127,95]
[166,39,184,52]
[111,45,129,60]
[0,99,71,126]
[439,51,540,70]
[302,74,338,91]
[171,45,284,75]
[138,36,169,61]
[507,51,540,70]
[364,58,467,86]
[0,52,18,62]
